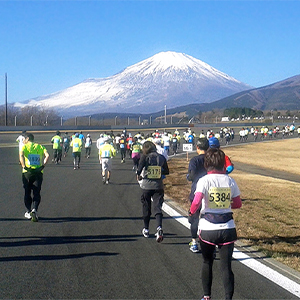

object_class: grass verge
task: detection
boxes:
[164,138,300,272]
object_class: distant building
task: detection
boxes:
[221,117,230,122]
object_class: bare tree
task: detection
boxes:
[0,105,60,126]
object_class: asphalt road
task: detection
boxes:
[0,131,299,299]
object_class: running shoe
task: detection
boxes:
[201,296,211,300]
[142,228,149,238]
[105,180,109,185]
[24,211,31,220]
[189,240,200,253]
[102,176,106,184]
[155,227,163,243]
[30,209,38,222]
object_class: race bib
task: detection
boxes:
[147,166,161,179]
[102,150,111,158]
[28,154,40,166]
[208,187,231,209]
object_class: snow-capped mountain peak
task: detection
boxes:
[130,51,199,73]
[14,51,252,117]
[122,51,239,82]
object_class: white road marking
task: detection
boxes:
[162,202,300,298]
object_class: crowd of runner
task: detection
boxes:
[16,123,299,300]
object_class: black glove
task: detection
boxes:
[188,210,197,224]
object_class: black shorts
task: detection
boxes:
[72,152,81,158]
[199,228,237,246]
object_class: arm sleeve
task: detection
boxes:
[231,195,242,209]
[187,159,196,181]
[190,192,204,214]
[226,165,234,174]
[112,146,116,157]
[161,156,169,175]
[136,155,146,176]
[225,155,234,174]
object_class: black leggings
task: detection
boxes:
[72,152,81,167]
[22,171,43,212]
[140,189,164,230]
[120,148,126,160]
[200,240,235,300]
[189,209,200,239]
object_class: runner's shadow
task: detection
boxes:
[0,251,118,262]
[0,234,140,248]
[0,215,183,223]
[39,216,142,223]
[112,182,138,186]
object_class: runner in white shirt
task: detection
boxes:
[162,132,170,155]
[96,134,105,149]
[239,128,246,142]
[153,139,168,161]
[190,148,242,300]
[84,134,92,158]
[16,130,26,162]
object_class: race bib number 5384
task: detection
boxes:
[208,187,231,209]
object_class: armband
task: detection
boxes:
[226,165,234,174]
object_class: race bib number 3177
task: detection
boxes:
[147,166,161,179]
[208,187,231,209]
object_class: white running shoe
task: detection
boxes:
[30,209,38,222]
[24,211,31,220]
[142,228,149,238]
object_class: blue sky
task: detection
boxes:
[1,0,300,105]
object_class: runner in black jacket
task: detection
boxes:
[187,138,209,252]
[136,141,169,242]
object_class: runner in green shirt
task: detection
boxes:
[20,133,49,222]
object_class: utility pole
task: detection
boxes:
[5,73,8,126]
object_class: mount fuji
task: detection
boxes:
[15,51,252,117]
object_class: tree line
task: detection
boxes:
[0,105,60,126]
[223,108,263,119]
[1,105,299,127]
